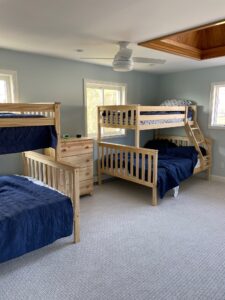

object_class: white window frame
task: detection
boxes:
[0,69,18,103]
[84,79,127,139]
[209,81,225,129]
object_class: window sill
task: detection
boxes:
[90,134,127,141]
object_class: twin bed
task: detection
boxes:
[97,104,212,205]
[0,103,80,263]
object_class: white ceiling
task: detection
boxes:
[1,0,225,73]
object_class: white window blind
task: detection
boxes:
[84,80,126,138]
[210,82,225,128]
[0,70,18,103]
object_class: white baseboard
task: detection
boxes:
[210,175,225,183]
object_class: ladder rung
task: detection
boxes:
[191,127,199,130]
[203,155,210,160]
[197,140,204,144]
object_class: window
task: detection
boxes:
[84,79,126,138]
[210,82,225,128]
[0,70,18,103]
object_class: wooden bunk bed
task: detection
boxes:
[97,104,212,206]
[0,102,80,263]
[0,102,61,159]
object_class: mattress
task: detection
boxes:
[0,175,73,263]
[0,113,57,154]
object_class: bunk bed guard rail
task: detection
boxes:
[97,105,197,130]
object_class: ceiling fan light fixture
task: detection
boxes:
[113,59,134,72]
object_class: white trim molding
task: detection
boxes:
[0,69,19,102]
[209,81,225,129]
[210,175,225,183]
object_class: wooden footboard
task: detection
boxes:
[22,151,80,243]
[98,142,158,205]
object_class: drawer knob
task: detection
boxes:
[85,146,89,149]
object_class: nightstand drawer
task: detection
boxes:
[61,140,93,157]
[79,166,93,181]
[62,153,93,168]
[80,179,93,196]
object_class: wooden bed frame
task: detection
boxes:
[97,105,212,206]
[0,102,61,159]
[23,151,80,243]
[0,102,80,243]
[97,104,197,147]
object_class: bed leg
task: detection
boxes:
[73,169,80,243]
[206,167,211,181]
[98,171,102,185]
[73,222,80,244]
[151,187,158,206]
[97,146,102,185]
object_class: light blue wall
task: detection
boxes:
[2,49,224,177]
[158,65,225,177]
[0,49,158,175]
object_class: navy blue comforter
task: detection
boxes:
[0,176,73,263]
[157,147,198,198]
[0,113,57,155]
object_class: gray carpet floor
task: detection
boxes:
[1,178,225,300]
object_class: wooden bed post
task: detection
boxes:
[135,130,140,147]
[185,106,188,123]
[97,107,102,185]
[206,138,212,180]
[22,152,28,176]
[135,105,140,147]
[54,102,61,161]
[73,168,80,243]
[151,151,158,206]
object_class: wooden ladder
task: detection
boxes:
[185,121,210,166]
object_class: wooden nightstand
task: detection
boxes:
[45,137,93,196]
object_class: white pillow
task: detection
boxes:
[160,99,194,106]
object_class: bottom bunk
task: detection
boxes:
[98,135,212,206]
[0,152,80,263]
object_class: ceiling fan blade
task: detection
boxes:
[133,57,166,64]
[80,58,114,59]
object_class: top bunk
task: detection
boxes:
[97,104,197,131]
[0,102,61,157]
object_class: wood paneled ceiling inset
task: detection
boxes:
[139,20,225,60]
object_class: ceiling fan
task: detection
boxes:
[79,41,166,72]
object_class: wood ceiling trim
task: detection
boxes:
[139,19,225,60]
[202,45,225,59]
[143,40,201,60]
